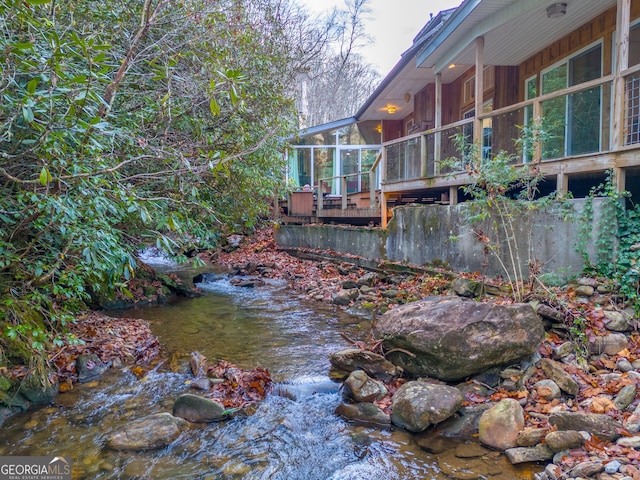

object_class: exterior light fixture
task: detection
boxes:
[546,3,567,18]
[404,92,411,103]
[386,105,397,115]
[376,124,382,133]
[448,63,456,69]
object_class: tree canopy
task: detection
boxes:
[0,0,378,364]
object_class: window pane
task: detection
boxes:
[314,148,336,195]
[631,24,640,66]
[542,64,567,158]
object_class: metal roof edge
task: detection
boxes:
[415,0,483,68]
[296,117,357,139]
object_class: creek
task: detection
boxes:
[0,263,538,479]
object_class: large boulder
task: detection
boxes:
[390,381,463,433]
[343,370,387,403]
[106,412,188,451]
[373,297,544,381]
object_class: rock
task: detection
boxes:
[544,430,584,452]
[505,444,554,464]
[173,394,226,423]
[574,285,595,296]
[614,384,637,411]
[604,310,633,332]
[20,370,58,405]
[451,277,483,298]
[534,379,561,400]
[616,436,640,448]
[372,297,544,381]
[332,288,359,306]
[356,272,378,287]
[624,403,640,433]
[189,377,212,391]
[390,381,463,433]
[329,349,402,382]
[552,342,575,360]
[605,459,622,474]
[190,351,208,377]
[76,354,109,383]
[341,280,358,289]
[517,428,549,447]
[478,399,524,450]
[617,358,634,372]
[567,461,604,478]
[106,412,187,450]
[334,402,390,427]
[588,333,628,355]
[549,411,622,442]
[535,303,565,323]
[433,403,492,438]
[484,283,512,297]
[343,370,387,403]
[453,442,492,458]
[539,358,579,396]
[381,289,401,299]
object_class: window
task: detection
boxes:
[523,76,537,162]
[540,43,602,158]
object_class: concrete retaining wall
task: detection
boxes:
[275,198,604,279]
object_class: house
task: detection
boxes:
[285,0,640,229]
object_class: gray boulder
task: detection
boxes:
[106,412,187,450]
[373,297,544,380]
[173,394,227,423]
[76,354,109,383]
[390,381,463,433]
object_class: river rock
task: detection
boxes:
[549,411,622,441]
[588,333,629,355]
[106,412,187,450]
[434,403,492,438]
[451,277,483,298]
[614,384,637,411]
[534,379,561,400]
[539,358,579,396]
[334,402,390,427]
[544,430,584,452]
[372,297,544,380]
[343,370,387,403]
[357,272,378,287]
[332,288,359,306]
[173,394,226,423]
[329,349,402,382]
[604,310,633,331]
[76,354,109,383]
[505,444,554,464]
[517,427,549,447]
[478,399,524,450]
[20,370,58,405]
[567,461,604,478]
[390,381,463,433]
[624,403,640,433]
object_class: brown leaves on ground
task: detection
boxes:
[47,312,160,386]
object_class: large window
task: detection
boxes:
[541,43,602,159]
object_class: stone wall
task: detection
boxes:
[275,198,606,279]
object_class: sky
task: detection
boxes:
[297,0,462,74]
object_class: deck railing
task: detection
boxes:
[383,75,618,183]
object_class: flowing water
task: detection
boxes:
[0,266,539,479]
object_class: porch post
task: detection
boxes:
[435,72,442,174]
[474,37,485,146]
[612,0,631,149]
[449,186,458,206]
[556,169,568,197]
[341,176,348,210]
[613,167,627,194]
[381,192,388,228]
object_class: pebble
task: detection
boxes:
[604,459,622,474]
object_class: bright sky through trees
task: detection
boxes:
[297,0,462,73]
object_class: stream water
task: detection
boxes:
[0,265,539,479]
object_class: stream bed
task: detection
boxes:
[0,271,538,479]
